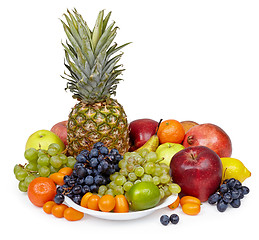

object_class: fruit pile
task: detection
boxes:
[13,9,252,223]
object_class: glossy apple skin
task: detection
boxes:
[129,119,158,151]
[51,120,68,146]
[170,146,222,202]
[182,123,232,158]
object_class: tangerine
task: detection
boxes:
[27,177,56,207]
[157,119,185,144]
[98,195,116,212]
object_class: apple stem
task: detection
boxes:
[155,119,163,135]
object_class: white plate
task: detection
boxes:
[64,194,178,221]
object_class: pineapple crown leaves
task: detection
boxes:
[61,9,131,104]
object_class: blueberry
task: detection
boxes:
[226,178,236,189]
[76,177,85,185]
[223,192,233,203]
[115,154,123,162]
[99,146,109,155]
[170,214,179,224]
[63,175,70,184]
[85,175,94,185]
[230,198,241,208]
[76,166,88,178]
[89,158,99,168]
[110,148,119,156]
[54,194,65,205]
[56,186,64,195]
[81,185,90,195]
[217,199,228,212]
[230,189,240,200]
[80,149,89,157]
[208,193,221,204]
[90,184,98,193]
[94,175,104,185]
[234,180,242,189]
[241,186,250,195]
[160,215,170,226]
[76,154,87,163]
[89,148,99,158]
[219,184,229,194]
[72,185,82,195]
[93,142,104,149]
[85,168,93,176]
[72,194,82,205]
[238,188,244,199]
[68,179,76,187]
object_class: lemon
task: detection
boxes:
[220,157,251,183]
[127,182,161,211]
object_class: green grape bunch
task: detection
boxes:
[13,143,76,192]
[97,148,181,199]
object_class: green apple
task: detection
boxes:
[156,143,185,166]
[25,130,65,152]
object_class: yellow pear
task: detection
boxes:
[220,157,251,183]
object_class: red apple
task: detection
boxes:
[50,120,68,146]
[170,146,222,202]
[129,119,158,151]
[182,123,232,158]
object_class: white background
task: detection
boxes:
[1,0,258,239]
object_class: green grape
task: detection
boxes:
[24,175,36,187]
[37,149,47,157]
[127,156,135,164]
[47,147,59,156]
[50,165,58,173]
[159,188,165,199]
[24,148,38,162]
[115,175,127,186]
[67,156,76,169]
[119,168,128,177]
[153,176,160,185]
[18,181,28,192]
[163,185,171,197]
[153,164,163,177]
[145,152,158,162]
[137,148,149,158]
[160,174,171,184]
[59,154,68,165]
[98,185,108,195]
[134,155,144,165]
[126,163,135,172]
[15,169,28,181]
[123,181,133,192]
[128,172,137,182]
[168,183,181,194]
[25,162,38,171]
[134,166,144,177]
[143,162,155,175]
[141,174,153,182]
[118,159,127,169]
[105,189,114,196]
[37,155,50,166]
[48,143,61,153]
[108,181,117,190]
[123,152,131,161]
[114,185,124,195]
[14,164,23,175]
[38,166,50,177]
[110,172,119,181]
[134,179,141,185]
[50,155,62,169]
[160,163,170,174]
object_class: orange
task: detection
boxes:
[64,207,84,221]
[157,119,185,144]
[87,195,100,211]
[80,192,93,208]
[98,195,116,212]
[27,177,56,207]
[49,172,65,185]
[113,195,129,213]
[180,196,201,207]
[51,204,68,218]
[168,196,180,210]
[43,201,56,214]
[182,203,201,215]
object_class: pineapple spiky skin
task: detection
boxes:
[67,98,129,157]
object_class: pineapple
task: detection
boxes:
[61,9,130,157]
